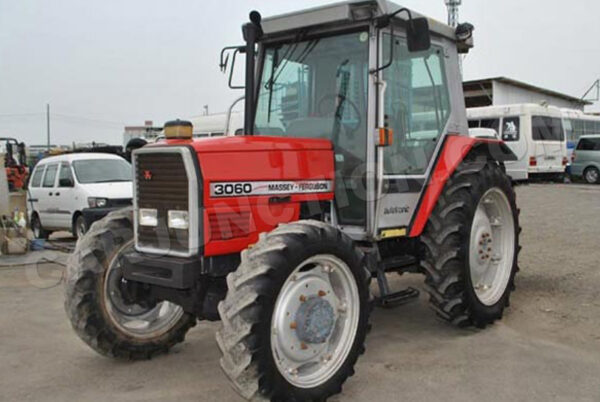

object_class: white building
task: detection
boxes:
[463,77,591,111]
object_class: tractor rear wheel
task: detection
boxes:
[216,220,371,401]
[421,158,520,328]
[64,207,196,359]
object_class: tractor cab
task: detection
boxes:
[226,0,475,240]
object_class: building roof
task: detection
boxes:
[463,77,592,106]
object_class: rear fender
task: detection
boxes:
[409,135,515,237]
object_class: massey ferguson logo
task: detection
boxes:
[143,170,153,180]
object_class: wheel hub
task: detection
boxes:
[295,296,335,344]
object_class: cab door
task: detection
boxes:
[374,33,455,236]
[39,163,59,228]
[54,162,77,229]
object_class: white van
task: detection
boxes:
[28,153,132,239]
[467,104,568,181]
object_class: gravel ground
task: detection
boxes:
[1,183,599,402]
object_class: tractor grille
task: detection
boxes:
[134,150,195,255]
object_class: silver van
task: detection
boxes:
[571,135,600,184]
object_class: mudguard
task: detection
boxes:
[409,135,516,237]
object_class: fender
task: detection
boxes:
[409,135,516,237]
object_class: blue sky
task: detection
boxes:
[1,0,598,146]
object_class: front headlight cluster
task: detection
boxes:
[88,197,108,208]
[139,208,188,229]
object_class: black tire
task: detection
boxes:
[73,214,87,239]
[421,158,520,328]
[64,207,196,359]
[583,166,600,184]
[31,213,50,239]
[216,220,372,401]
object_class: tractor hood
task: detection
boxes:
[150,136,335,256]
[163,135,333,154]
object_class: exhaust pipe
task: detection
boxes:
[242,11,262,135]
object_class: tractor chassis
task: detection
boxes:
[120,239,422,321]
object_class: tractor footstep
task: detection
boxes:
[378,287,420,308]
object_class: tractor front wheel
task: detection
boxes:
[64,207,196,359]
[421,158,520,328]
[217,220,371,401]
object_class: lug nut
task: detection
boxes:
[299,295,307,303]
[318,290,327,297]
[290,322,297,330]
[300,342,308,350]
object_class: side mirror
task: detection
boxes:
[407,18,431,52]
[59,178,74,187]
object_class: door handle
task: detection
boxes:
[55,192,60,196]
[48,192,53,196]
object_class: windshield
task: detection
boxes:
[72,159,132,184]
[255,31,369,159]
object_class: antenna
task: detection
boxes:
[445,0,462,28]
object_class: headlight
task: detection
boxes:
[168,210,189,230]
[139,208,158,227]
[88,197,108,208]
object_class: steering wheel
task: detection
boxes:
[316,94,362,133]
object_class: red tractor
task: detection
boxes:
[1,137,28,191]
[65,2,520,401]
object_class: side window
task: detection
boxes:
[577,138,600,151]
[584,120,596,135]
[501,117,520,141]
[58,163,74,187]
[42,164,58,188]
[30,166,45,188]
[468,120,480,128]
[383,37,451,175]
[572,119,585,141]
[480,118,500,133]
[532,116,564,141]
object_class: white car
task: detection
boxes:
[28,153,133,239]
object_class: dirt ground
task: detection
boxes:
[1,183,599,402]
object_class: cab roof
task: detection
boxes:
[261,0,457,42]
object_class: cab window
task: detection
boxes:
[383,37,451,175]
[42,164,58,187]
[30,166,45,188]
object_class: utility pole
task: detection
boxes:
[46,104,50,151]
[445,0,461,28]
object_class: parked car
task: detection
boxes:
[28,153,133,239]
[571,135,600,184]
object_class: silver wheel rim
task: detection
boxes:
[271,254,360,389]
[103,241,184,339]
[586,168,598,183]
[469,188,515,306]
[76,219,86,238]
[33,220,41,238]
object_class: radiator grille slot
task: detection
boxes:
[135,152,191,254]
